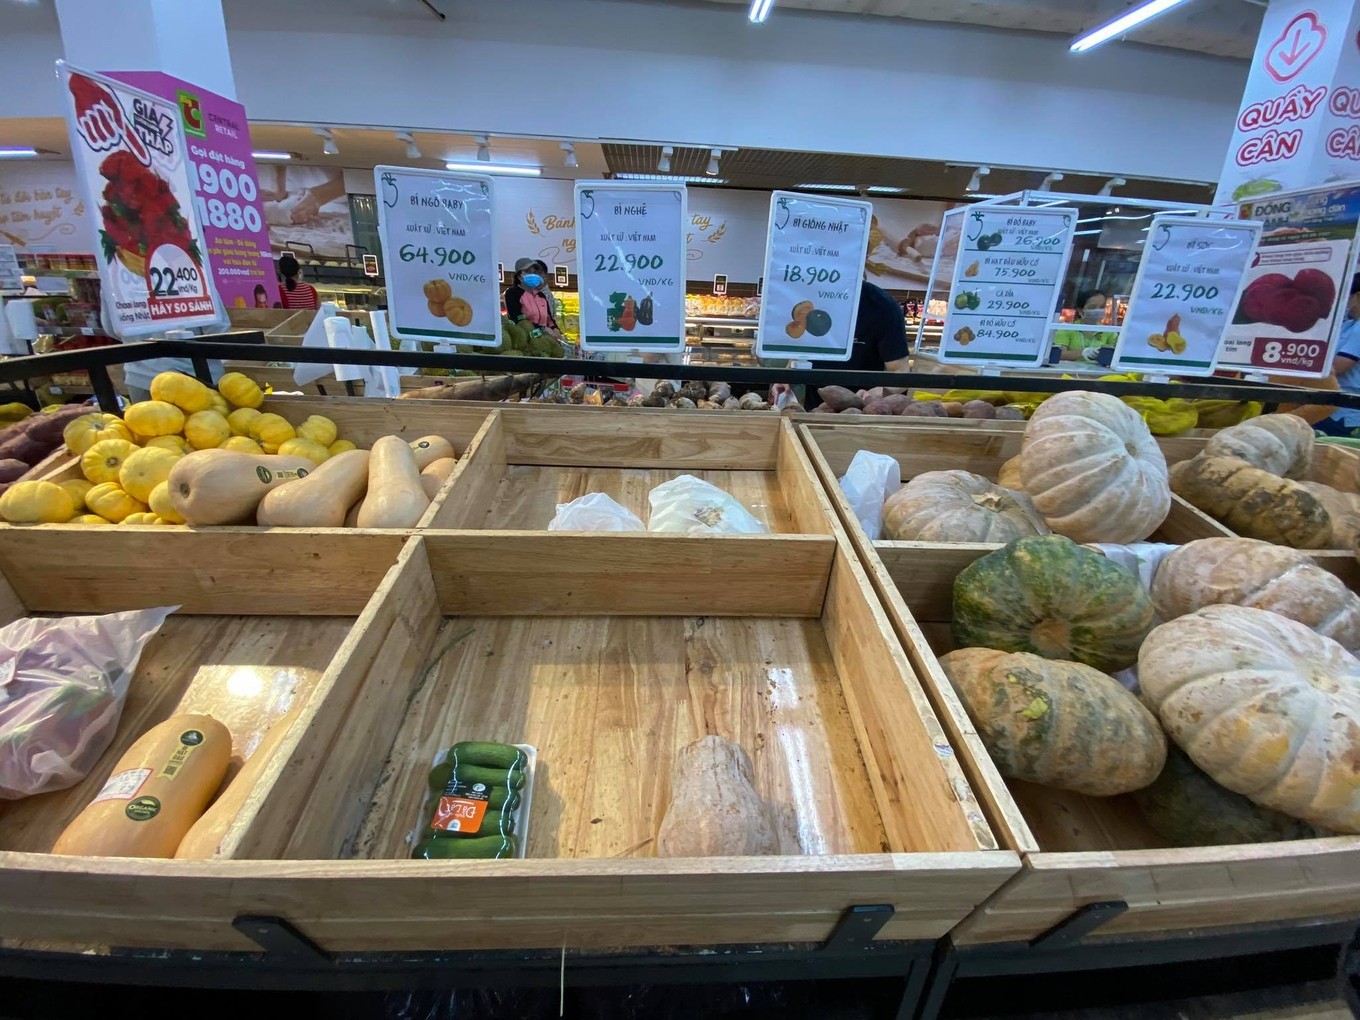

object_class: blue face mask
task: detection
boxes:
[522,273,544,289]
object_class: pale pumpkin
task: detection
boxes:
[940,648,1166,796]
[1170,455,1331,548]
[656,735,780,856]
[150,371,215,414]
[882,470,1047,543]
[996,456,1022,491]
[409,435,455,470]
[356,436,429,528]
[953,534,1154,673]
[80,438,138,484]
[1298,481,1360,549]
[0,481,75,524]
[1150,537,1360,652]
[1204,413,1313,479]
[124,400,185,440]
[167,450,313,526]
[1019,390,1171,543]
[1139,604,1360,834]
[257,449,369,528]
[85,482,146,523]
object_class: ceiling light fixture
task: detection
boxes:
[1039,172,1064,191]
[1098,176,1127,196]
[706,148,722,176]
[1070,0,1193,53]
[965,166,990,193]
[0,148,39,159]
[560,142,579,169]
[446,161,540,176]
[250,151,293,161]
[315,128,338,156]
[616,172,728,185]
[965,193,1002,200]
[396,132,421,160]
[748,0,775,23]
[866,186,908,194]
[657,145,674,173]
[795,183,858,192]
[475,135,491,162]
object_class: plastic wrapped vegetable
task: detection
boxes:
[0,605,176,799]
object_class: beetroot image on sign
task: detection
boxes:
[1236,270,1333,333]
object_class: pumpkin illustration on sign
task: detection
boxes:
[96,151,201,276]
[607,292,640,332]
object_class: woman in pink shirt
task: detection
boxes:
[504,258,559,335]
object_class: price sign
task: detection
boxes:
[938,205,1076,366]
[1219,182,1360,378]
[1112,215,1262,375]
[375,165,500,346]
[58,63,224,335]
[755,192,872,361]
[574,182,686,353]
[0,245,20,291]
[362,254,379,277]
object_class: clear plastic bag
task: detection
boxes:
[0,605,176,799]
[837,450,901,541]
[648,475,769,535]
[548,492,645,532]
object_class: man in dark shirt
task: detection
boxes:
[809,281,911,373]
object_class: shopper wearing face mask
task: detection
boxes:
[504,258,560,336]
[1052,289,1118,362]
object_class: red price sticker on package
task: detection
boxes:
[1248,335,1330,373]
[431,792,488,834]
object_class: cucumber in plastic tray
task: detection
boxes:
[411,740,537,860]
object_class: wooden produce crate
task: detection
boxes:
[798,419,1360,946]
[425,408,844,617]
[0,505,1020,953]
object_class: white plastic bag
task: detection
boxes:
[0,605,177,799]
[548,493,645,532]
[648,475,769,535]
[838,450,901,540]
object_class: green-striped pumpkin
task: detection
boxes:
[952,534,1154,673]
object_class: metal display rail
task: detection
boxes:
[4,330,1360,413]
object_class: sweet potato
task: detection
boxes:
[995,406,1026,420]
[840,407,863,416]
[901,401,945,417]
[864,399,892,415]
[963,400,997,419]
[25,405,90,445]
[817,385,864,411]
[0,460,27,484]
[941,401,966,417]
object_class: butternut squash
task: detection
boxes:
[419,456,457,500]
[356,435,429,528]
[167,450,314,526]
[256,449,370,528]
[656,735,780,856]
[409,435,455,470]
[51,714,231,858]
[174,708,300,859]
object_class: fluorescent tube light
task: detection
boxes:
[749,0,775,23]
[1070,0,1192,53]
[446,161,540,176]
[867,186,908,194]
[251,151,292,161]
[615,173,726,185]
[795,183,858,192]
[0,148,39,159]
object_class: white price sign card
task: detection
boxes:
[755,192,872,361]
[939,206,1077,367]
[375,166,500,346]
[575,182,687,353]
[1112,216,1262,375]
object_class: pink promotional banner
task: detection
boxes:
[59,62,225,336]
[110,71,274,311]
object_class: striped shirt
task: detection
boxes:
[279,281,319,309]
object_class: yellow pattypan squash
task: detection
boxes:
[0,481,75,524]
[150,371,215,414]
[124,400,186,439]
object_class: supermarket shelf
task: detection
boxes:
[685,316,759,327]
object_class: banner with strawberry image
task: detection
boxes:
[58,62,224,337]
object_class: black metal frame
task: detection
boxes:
[914,906,1360,1020]
[5,331,1360,414]
[0,905,933,1007]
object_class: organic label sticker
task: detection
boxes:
[92,767,151,804]
[125,795,161,822]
